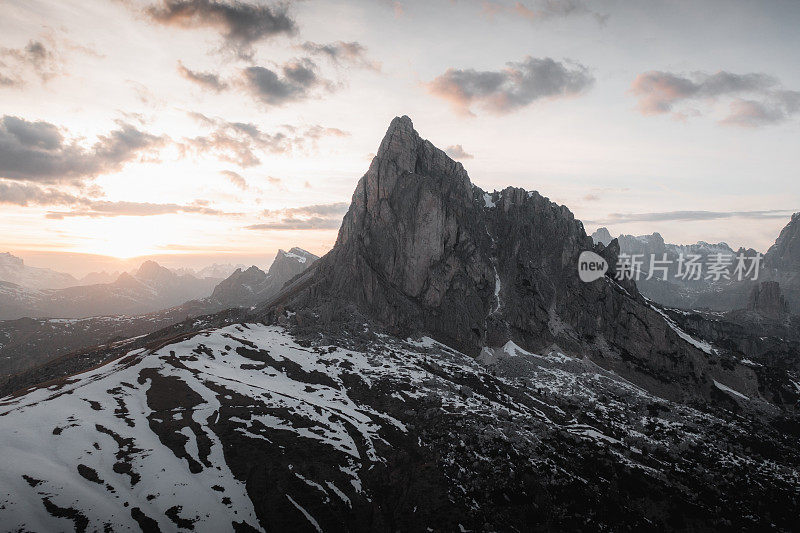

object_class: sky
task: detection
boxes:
[1,0,798,276]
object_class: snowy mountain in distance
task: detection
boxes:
[0,252,78,290]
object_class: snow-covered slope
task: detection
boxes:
[1,322,798,531]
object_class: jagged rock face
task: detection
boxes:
[617,232,667,257]
[267,248,317,281]
[303,116,495,355]
[765,212,800,271]
[210,266,270,308]
[285,116,744,401]
[748,281,789,319]
[210,249,318,309]
[591,227,613,246]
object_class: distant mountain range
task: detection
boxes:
[591,216,800,314]
[0,252,248,290]
[0,248,318,381]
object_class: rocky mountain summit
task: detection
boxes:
[0,117,798,532]
[281,116,759,403]
[590,226,612,246]
[209,248,318,309]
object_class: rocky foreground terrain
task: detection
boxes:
[0,117,798,531]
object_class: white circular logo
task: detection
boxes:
[578,251,608,282]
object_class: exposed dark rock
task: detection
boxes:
[748,281,790,319]
[209,248,318,309]
[765,212,800,271]
[279,116,753,403]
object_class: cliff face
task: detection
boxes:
[765,212,800,271]
[747,280,790,320]
[282,116,756,401]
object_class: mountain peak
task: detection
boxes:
[591,227,613,246]
[274,114,753,402]
[0,252,24,267]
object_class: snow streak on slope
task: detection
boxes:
[1,323,798,531]
[0,324,405,531]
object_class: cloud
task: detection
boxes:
[0,180,78,206]
[630,70,800,126]
[220,169,247,189]
[299,41,381,71]
[247,201,349,230]
[426,56,594,115]
[182,112,348,167]
[146,0,296,57]
[721,91,800,127]
[445,144,473,159]
[46,200,237,219]
[588,209,796,224]
[0,179,237,218]
[241,58,334,106]
[245,217,341,230]
[482,0,607,24]
[0,39,60,87]
[0,115,166,184]
[177,61,228,91]
[46,200,234,220]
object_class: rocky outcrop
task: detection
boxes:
[747,281,789,319]
[590,227,612,246]
[765,212,800,271]
[210,248,318,309]
[280,116,755,402]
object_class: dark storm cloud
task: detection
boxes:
[177,61,228,91]
[0,116,166,184]
[241,58,334,106]
[182,113,348,167]
[445,144,473,159]
[426,56,594,115]
[247,201,349,230]
[146,0,296,57]
[299,41,381,71]
[588,209,796,224]
[630,70,800,126]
